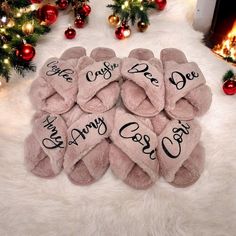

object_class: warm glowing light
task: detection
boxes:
[0,28,6,33]
[1,16,7,24]
[3,44,8,49]
[30,4,38,11]
[16,12,22,18]
[213,20,236,62]
[16,34,21,38]
[4,58,10,64]
[124,28,131,38]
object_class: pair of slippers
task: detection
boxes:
[25,47,211,189]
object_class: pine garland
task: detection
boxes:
[107,0,156,25]
[0,1,51,82]
[223,70,235,82]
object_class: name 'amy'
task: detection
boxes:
[86,61,119,82]
[42,116,64,149]
[169,70,199,90]
[68,117,107,146]
[161,121,190,159]
[46,60,74,83]
[119,122,156,160]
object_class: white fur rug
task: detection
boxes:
[0,0,236,235]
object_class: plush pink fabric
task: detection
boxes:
[77,47,121,113]
[109,108,159,189]
[160,48,212,120]
[157,115,205,187]
[30,47,86,114]
[63,108,115,185]
[24,112,67,178]
[121,48,165,117]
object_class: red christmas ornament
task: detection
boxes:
[16,44,35,61]
[77,4,91,17]
[57,0,69,10]
[115,26,125,40]
[30,0,43,3]
[223,80,236,95]
[65,27,76,39]
[37,4,58,25]
[74,17,85,28]
[155,0,167,10]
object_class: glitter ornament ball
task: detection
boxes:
[108,15,120,27]
[37,4,58,25]
[16,44,36,61]
[57,0,69,10]
[74,17,85,28]
[223,80,236,95]
[155,0,167,10]
[65,27,76,39]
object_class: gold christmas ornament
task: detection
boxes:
[108,14,120,27]
[22,22,34,35]
[7,18,15,28]
[137,21,148,32]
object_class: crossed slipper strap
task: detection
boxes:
[64,108,115,174]
[164,61,206,110]
[110,108,159,182]
[77,56,121,110]
[120,48,165,118]
[157,119,201,182]
[40,57,78,98]
[30,47,86,114]
[32,113,67,174]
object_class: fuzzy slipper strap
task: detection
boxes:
[111,109,159,182]
[77,57,121,103]
[157,119,201,182]
[32,113,67,174]
[64,109,115,173]
[164,61,206,110]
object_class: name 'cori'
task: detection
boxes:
[161,120,190,159]
[119,121,156,160]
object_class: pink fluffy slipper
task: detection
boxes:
[160,48,212,120]
[77,47,121,113]
[30,47,86,114]
[109,108,159,189]
[154,112,205,187]
[120,48,165,117]
[63,108,115,185]
[24,112,67,178]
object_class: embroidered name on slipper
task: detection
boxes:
[68,117,107,146]
[127,63,159,87]
[165,62,205,93]
[169,71,199,90]
[112,110,158,167]
[46,60,75,83]
[161,120,190,159]
[119,121,156,160]
[86,61,119,82]
[79,58,121,84]
[122,58,162,89]
[41,115,65,149]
